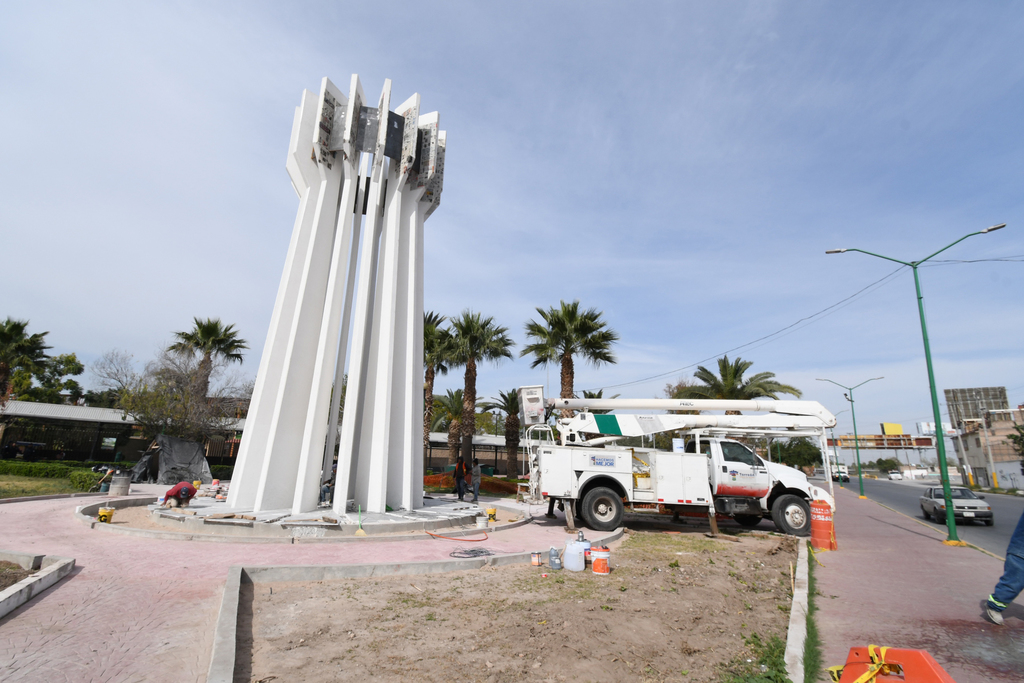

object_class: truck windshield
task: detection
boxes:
[721,442,757,466]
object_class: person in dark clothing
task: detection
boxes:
[454,459,467,501]
[986,509,1024,624]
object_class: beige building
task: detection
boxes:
[949,407,1024,488]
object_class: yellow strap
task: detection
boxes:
[840,645,891,683]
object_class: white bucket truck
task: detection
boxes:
[517,386,836,536]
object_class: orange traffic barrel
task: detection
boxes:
[829,645,955,682]
[810,499,837,551]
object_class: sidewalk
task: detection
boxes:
[815,487,1024,682]
[0,492,578,683]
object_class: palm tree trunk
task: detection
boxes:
[504,413,520,478]
[447,417,461,465]
[197,352,213,400]
[423,365,436,451]
[460,356,477,466]
[559,353,575,419]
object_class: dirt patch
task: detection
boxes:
[100,505,176,532]
[242,530,797,682]
[0,560,35,591]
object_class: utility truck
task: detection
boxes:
[517,386,836,536]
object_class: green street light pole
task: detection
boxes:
[826,223,1006,544]
[817,378,883,498]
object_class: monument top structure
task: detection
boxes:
[229,75,445,516]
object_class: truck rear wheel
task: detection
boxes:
[771,495,811,536]
[581,487,624,531]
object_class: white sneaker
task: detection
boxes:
[985,607,1004,625]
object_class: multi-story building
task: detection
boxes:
[949,406,1024,489]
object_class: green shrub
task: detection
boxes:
[211,465,233,481]
[69,470,105,491]
[0,462,73,479]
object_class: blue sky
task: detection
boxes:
[3,2,1023,463]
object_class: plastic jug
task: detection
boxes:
[564,541,585,572]
[549,546,562,570]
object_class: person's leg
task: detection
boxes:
[472,482,479,502]
[457,478,465,500]
[989,552,1024,613]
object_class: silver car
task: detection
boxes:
[919,486,993,525]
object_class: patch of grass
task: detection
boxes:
[0,475,80,499]
[719,632,790,683]
[0,560,35,591]
[618,531,721,564]
[803,545,823,683]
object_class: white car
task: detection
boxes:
[888,471,903,480]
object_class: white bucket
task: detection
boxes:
[476,517,488,529]
[564,541,585,572]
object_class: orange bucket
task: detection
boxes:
[591,546,610,575]
[810,499,837,551]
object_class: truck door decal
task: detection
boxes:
[716,442,771,497]
[590,455,616,468]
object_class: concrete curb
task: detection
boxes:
[0,550,76,620]
[75,497,537,544]
[205,526,624,683]
[0,492,109,505]
[206,566,243,683]
[784,542,809,683]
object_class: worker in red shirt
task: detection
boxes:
[162,481,197,508]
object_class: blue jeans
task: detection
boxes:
[320,483,332,504]
[472,482,480,501]
[456,477,466,500]
[989,510,1024,612]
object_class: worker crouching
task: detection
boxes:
[162,481,198,508]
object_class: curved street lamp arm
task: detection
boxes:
[917,231,986,265]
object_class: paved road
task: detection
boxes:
[831,477,1024,557]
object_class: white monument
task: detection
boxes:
[227,75,445,516]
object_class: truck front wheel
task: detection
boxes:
[581,487,624,531]
[771,495,811,536]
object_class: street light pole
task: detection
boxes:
[817,378,883,498]
[826,222,1006,544]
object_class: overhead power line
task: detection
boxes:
[589,265,907,392]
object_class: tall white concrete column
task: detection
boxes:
[230,74,445,516]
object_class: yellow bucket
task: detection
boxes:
[97,507,115,523]
[487,508,497,522]
[192,480,201,489]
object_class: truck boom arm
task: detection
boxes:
[550,397,836,426]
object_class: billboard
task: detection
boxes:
[880,423,904,435]
[945,387,1008,425]
[916,422,957,437]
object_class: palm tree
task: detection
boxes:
[671,355,801,413]
[449,311,515,466]
[0,318,50,403]
[431,389,465,465]
[168,318,249,399]
[423,312,453,451]
[521,300,619,417]
[480,390,521,478]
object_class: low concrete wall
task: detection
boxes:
[76,497,534,544]
[0,550,76,620]
[784,542,809,683]
[0,492,108,505]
